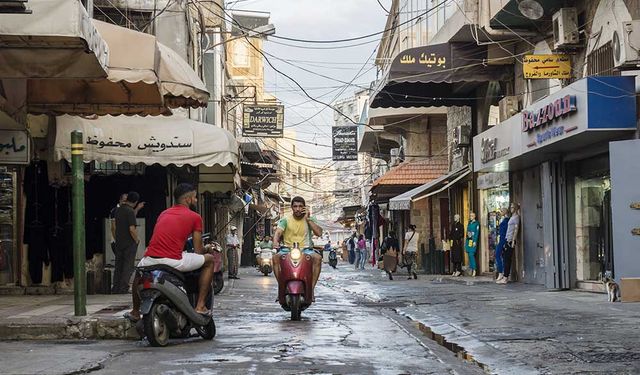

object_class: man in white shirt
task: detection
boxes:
[226,226,241,279]
[403,225,419,280]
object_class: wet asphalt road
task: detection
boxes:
[0,263,484,375]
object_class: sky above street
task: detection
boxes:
[230,0,390,162]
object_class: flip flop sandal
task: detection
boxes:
[123,312,140,323]
[196,309,212,316]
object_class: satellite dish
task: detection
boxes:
[518,0,544,20]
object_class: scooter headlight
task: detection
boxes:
[290,248,302,261]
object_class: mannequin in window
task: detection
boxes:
[465,212,480,277]
[449,214,464,277]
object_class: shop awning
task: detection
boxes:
[389,165,471,210]
[54,114,239,168]
[27,20,208,116]
[371,157,449,200]
[158,43,208,109]
[0,0,109,79]
[369,42,511,108]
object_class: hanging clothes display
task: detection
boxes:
[23,160,50,284]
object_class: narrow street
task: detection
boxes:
[0,264,484,375]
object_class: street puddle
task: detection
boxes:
[162,354,252,366]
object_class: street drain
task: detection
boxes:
[416,321,491,372]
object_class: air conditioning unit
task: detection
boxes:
[498,96,519,122]
[613,20,640,68]
[389,148,401,167]
[453,126,470,147]
[553,8,579,49]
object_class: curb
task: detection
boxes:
[0,317,139,340]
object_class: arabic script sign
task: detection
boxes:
[392,43,451,74]
[0,130,29,164]
[243,105,284,138]
[332,126,358,161]
[86,135,193,153]
[523,54,571,79]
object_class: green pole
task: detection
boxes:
[71,131,86,316]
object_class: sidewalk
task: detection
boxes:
[323,265,640,375]
[0,294,138,340]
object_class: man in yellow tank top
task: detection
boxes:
[273,196,323,294]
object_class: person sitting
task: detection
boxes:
[272,196,323,299]
[125,183,215,322]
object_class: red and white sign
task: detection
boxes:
[521,95,577,133]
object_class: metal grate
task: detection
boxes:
[587,43,620,77]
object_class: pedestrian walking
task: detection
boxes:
[465,212,480,277]
[497,203,520,284]
[495,208,510,283]
[347,233,356,264]
[449,214,464,276]
[112,191,141,294]
[403,225,419,279]
[382,231,399,280]
[356,234,367,270]
[226,226,241,279]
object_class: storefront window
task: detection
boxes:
[574,175,611,281]
[481,187,509,272]
[0,167,17,285]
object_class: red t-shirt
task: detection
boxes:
[144,205,203,260]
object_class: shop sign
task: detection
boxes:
[477,172,509,190]
[332,126,358,161]
[0,130,29,164]
[480,137,510,164]
[521,94,576,133]
[394,43,450,73]
[242,105,284,138]
[523,54,571,79]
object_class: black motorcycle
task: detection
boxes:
[136,264,216,347]
[328,248,338,269]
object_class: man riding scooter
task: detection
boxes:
[125,183,215,322]
[272,196,323,301]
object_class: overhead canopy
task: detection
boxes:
[27,20,208,116]
[55,114,238,169]
[371,157,449,200]
[370,42,511,108]
[0,0,109,79]
[389,166,471,210]
[158,43,208,109]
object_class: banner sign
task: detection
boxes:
[523,54,571,79]
[332,126,358,161]
[0,130,29,164]
[242,105,284,138]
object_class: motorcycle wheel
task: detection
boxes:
[143,302,170,347]
[290,295,301,321]
[196,318,216,340]
[213,272,224,295]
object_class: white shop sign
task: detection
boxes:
[0,130,29,164]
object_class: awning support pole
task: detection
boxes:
[71,131,87,316]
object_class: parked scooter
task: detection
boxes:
[276,242,315,321]
[328,247,338,269]
[254,246,275,276]
[186,233,224,295]
[136,259,216,347]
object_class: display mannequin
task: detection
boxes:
[465,212,480,277]
[497,203,520,284]
[495,208,509,283]
[449,214,464,276]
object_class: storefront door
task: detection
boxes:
[521,166,546,285]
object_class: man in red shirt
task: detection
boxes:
[125,183,215,321]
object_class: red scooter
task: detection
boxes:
[277,243,314,321]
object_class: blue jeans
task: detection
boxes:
[495,241,505,273]
[358,248,367,269]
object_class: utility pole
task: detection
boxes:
[71,131,86,316]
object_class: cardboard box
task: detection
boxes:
[621,278,640,302]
